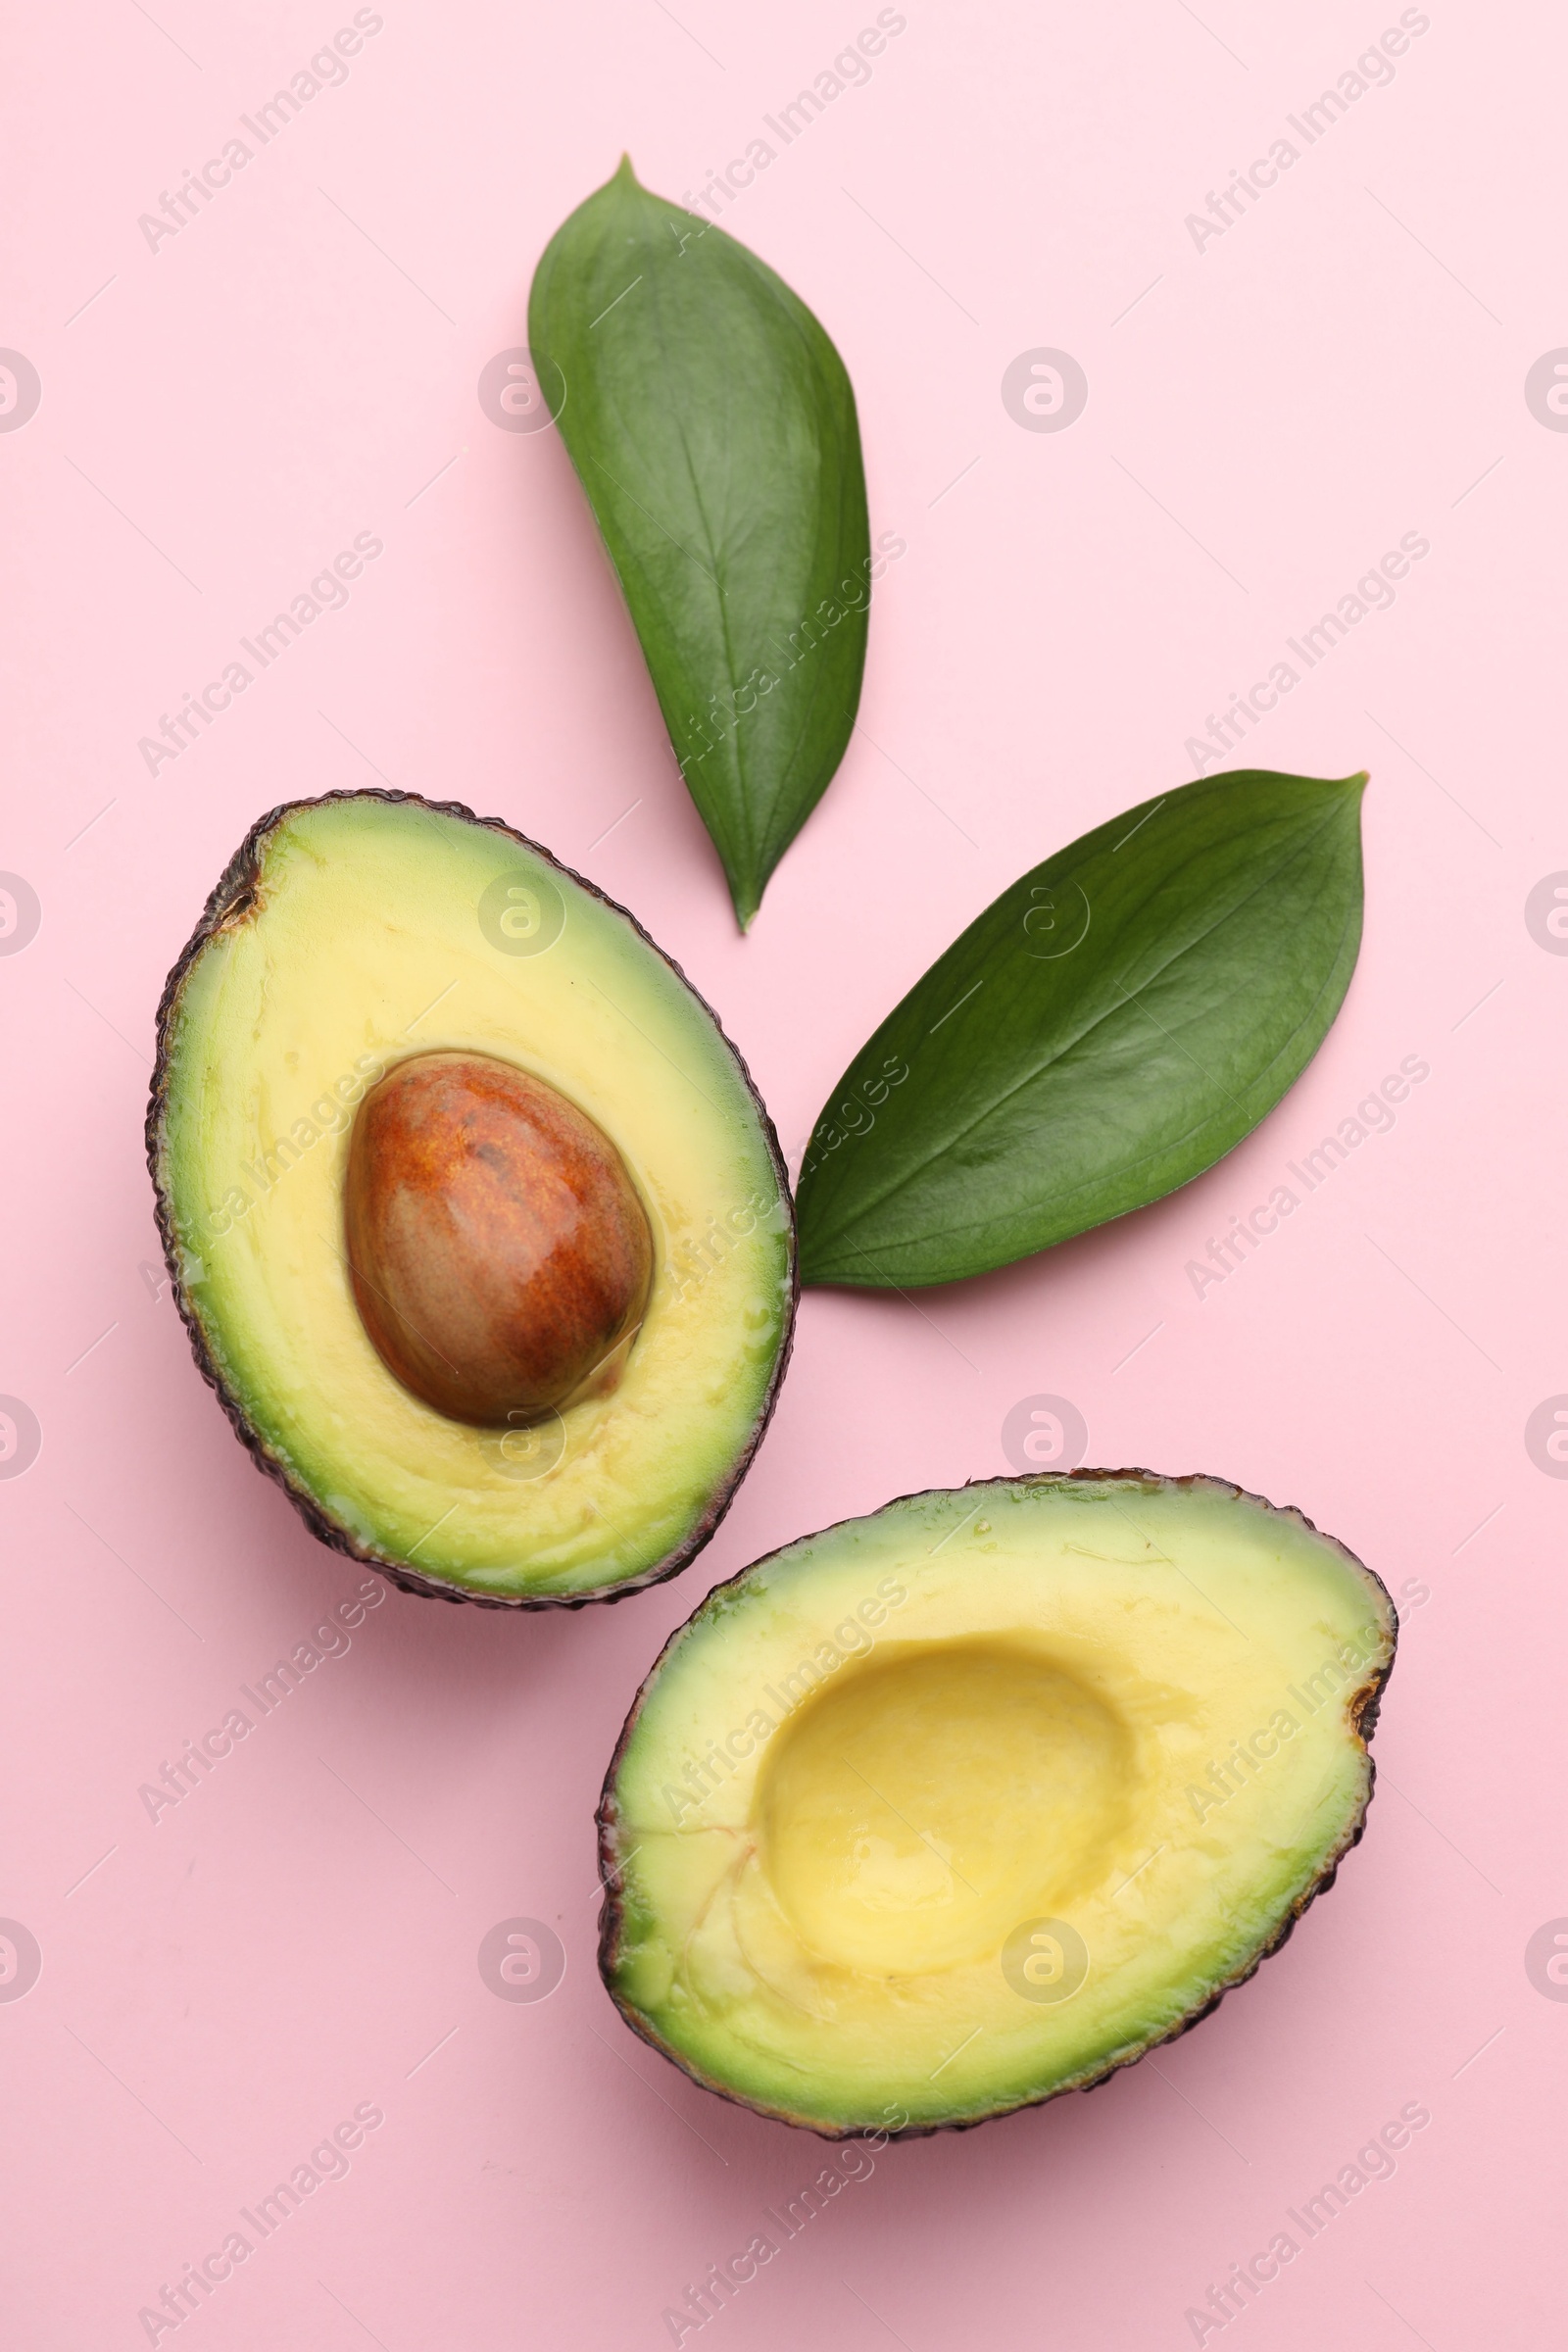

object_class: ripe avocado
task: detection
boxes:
[147,790,795,1607]
[597,1471,1396,2133]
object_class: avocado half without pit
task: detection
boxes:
[147,790,795,1606]
[597,1472,1396,2136]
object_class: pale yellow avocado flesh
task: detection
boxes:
[154,795,792,1601]
[600,1475,1395,2132]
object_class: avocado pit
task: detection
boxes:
[344,1050,653,1427]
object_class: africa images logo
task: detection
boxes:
[1001,1395,1089,1475]
[1525,352,1568,431]
[1524,1397,1568,1479]
[0,352,41,433]
[1001,350,1089,433]
[477,1920,566,2003]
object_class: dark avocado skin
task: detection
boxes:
[145,787,798,1611]
[594,1469,1397,2135]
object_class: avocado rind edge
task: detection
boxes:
[593,1468,1397,2133]
[145,786,799,1611]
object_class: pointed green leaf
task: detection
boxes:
[796,768,1368,1287]
[528,158,871,928]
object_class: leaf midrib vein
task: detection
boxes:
[636,220,757,883]
[817,863,1362,1271]
[808,800,1354,1248]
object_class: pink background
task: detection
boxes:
[2,1,1561,2343]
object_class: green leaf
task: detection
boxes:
[796,768,1368,1288]
[528,157,871,929]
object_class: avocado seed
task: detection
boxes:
[344,1051,653,1427]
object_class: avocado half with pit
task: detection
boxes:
[598,1472,1396,2134]
[147,790,794,1606]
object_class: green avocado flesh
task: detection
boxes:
[599,1474,1395,2133]
[149,792,794,1605]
